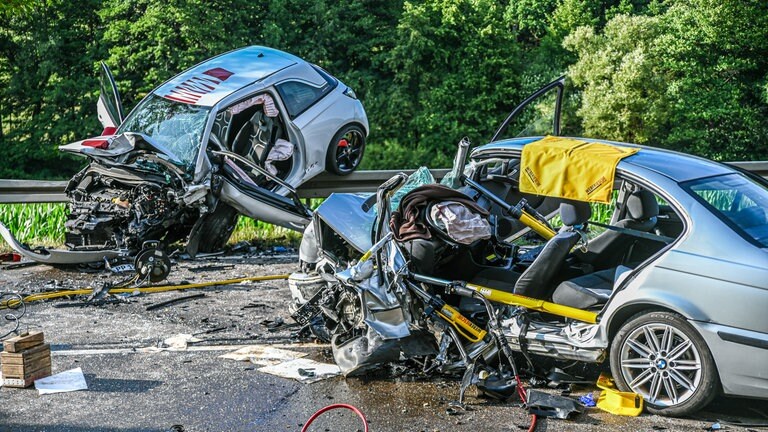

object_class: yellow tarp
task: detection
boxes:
[519,136,639,204]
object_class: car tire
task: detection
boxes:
[197,202,240,253]
[610,311,719,416]
[326,124,365,176]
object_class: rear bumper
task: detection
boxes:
[691,320,768,399]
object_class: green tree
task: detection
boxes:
[376,0,526,168]
[100,0,267,109]
[565,0,768,160]
[0,0,103,179]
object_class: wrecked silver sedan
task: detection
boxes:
[2,46,368,265]
[290,78,768,417]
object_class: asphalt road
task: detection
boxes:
[1,254,766,432]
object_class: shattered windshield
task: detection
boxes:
[118,94,211,167]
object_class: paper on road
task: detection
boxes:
[219,345,307,366]
[34,367,88,395]
[163,333,202,350]
[258,358,341,383]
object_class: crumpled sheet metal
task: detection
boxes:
[526,389,582,419]
[0,221,122,265]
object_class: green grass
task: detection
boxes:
[0,203,67,248]
[0,203,304,252]
[228,216,302,247]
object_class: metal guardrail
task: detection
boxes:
[0,170,451,203]
[1,162,766,204]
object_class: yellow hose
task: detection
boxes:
[0,274,289,309]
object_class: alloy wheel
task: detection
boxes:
[619,322,703,407]
[334,129,364,172]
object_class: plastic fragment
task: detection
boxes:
[579,392,597,407]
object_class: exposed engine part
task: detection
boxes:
[134,243,172,283]
[64,166,200,252]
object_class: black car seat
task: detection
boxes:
[232,110,280,166]
[576,189,659,269]
[512,201,591,300]
[551,190,660,309]
[551,265,632,309]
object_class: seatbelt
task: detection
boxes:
[588,220,676,244]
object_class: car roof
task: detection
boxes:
[472,137,734,182]
[152,46,303,107]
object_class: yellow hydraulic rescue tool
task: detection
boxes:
[411,273,598,325]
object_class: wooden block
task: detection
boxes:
[2,331,44,353]
[2,356,51,377]
[2,364,52,388]
[1,343,50,365]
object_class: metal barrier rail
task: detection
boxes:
[1,162,766,204]
[0,170,450,203]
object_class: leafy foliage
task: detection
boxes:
[1,0,767,180]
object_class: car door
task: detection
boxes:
[97,62,124,133]
[491,75,566,142]
[209,90,312,230]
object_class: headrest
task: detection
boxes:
[560,201,592,227]
[626,190,659,220]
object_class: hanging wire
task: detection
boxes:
[0,292,26,339]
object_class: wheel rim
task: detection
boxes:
[334,129,363,172]
[619,322,703,407]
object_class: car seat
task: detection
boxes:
[551,190,660,309]
[576,189,659,269]
[512,201,591,300]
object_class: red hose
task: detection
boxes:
[514,374,538,432]
[301,403,369,432]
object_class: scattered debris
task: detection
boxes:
[260,317,298,332]
[258,358,341,383]
[219,345,307,366]
[242,302,272,310]
[189,264,235,273]
[146,293,206,311]
[1,260,40,270]
[162,334,202,350]
[526,389,582,419]
[193,326,228,336]
[546,367,592,388]
[579,392,597,407]
[34,367,88,395]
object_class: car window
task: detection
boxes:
[276,80,331,119]
[684,173,768,247]
[311,64,338,87]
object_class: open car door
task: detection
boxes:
[97,61,124,131]
[212,150,312,230]
[491,76,566,142]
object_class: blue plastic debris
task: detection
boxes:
[579,392,597,407]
